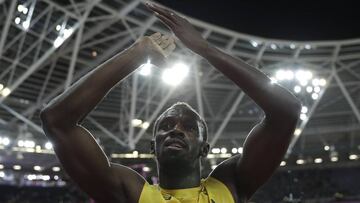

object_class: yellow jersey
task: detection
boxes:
[138,177,235,203]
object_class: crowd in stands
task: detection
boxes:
[0,167,359,203]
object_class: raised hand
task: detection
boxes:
[135,32,176,67]
[146,2,209,54]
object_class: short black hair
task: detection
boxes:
[153,102,208,142]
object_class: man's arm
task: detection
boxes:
[40,35,173,202]
[146,3,301,200]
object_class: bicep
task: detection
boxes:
[45,125,144,202]
[210,117,298,200]
[236,117,298,197]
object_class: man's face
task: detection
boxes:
[153,108,205,165]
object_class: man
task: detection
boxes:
[40,2,301,203]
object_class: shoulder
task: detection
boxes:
[203,177,237,203]
[138,182,166,203]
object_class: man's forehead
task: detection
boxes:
[161,107,199,121]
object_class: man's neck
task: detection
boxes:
[158,163,201,189]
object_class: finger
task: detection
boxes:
[149,32,161,41]
[163,43,176,57]
[154,13,176,29]
[160,36,173,49]
[146,2,177,21]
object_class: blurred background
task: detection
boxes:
[0,0,360,202]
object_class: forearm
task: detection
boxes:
[199,45,301,119]
[41,44,145,126]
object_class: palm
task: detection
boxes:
[146,3,208,54]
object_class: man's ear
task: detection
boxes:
[150,140,155,154]
[200,142,210,157]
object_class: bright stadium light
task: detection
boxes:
[296,159,305,165]
[220,148,227,154]
[0,137,10,146]
[142,166,151,172]
[300,113,307,121]
[331,156,338,162]
[13,165,21,170]
[22,21,30,30]
[312,78,319,86]
[140,122,150,129]
[314,86,321,93]
[349,154,358,160]
[250,41,259,47]
[301,106,308,114]
[0,164,4,169]
[290,44,296,49]
[33,166,42,171]
[139,60,152,76]
[17,4,25,12]
[52,166,61,172]
[22,7,28,14]
[231,148,237,154]
[312,93,319,100]
[294,128,302,136]
[276,70,286,81]
[15,17,21,24]
[285,70,294,80]
[211,148,220,154]
[319,78,326,86]
[162,63,189,86]
[270,44,277,50]
[304,44,311,50]
[0,171,5,178]
[56,25,62,31]
[24,140,35,148]
[280,161,286,166]
[324,145,330,151]
[294,85,301,93]
[132,119,142,127]
[45,142,53,150]
[238,147,243,154]
[54,37,64,48]
[1,87,11,97]
[314,158,322,163]
[306,86,313,93]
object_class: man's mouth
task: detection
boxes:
[164,138,186,150]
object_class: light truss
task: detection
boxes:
[0,0,359,161]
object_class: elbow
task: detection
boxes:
[40,107,66,130]
[40,108,57,130]
[266,99,301,124]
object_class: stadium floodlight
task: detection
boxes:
[139,60,152,76]
[314,158,322,163]
[294,86,301,93]
[311,93,319,100]
[45,142,53,150]
[211,148,220,154]
[294,128,302,136]
[162,63,189,86]
[301,106,308,114]
[250,41,259,47]
[220,148,227,154]
[33,166,42,171]
[296,159,305,165]
[1,87,11,97]
[13,165,22,170]
[300,113,307,121]
[0,137,10,146]
[280,161,286,166]
[270,44,277,50]
[324,145,330,151]
[238,147,243,154]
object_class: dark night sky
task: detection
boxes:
[154,0,360,41]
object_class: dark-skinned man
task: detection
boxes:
[40,2,301,203]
